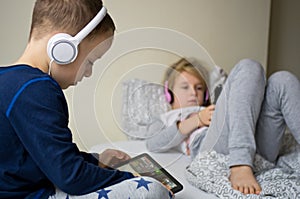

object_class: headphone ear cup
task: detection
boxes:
[203,89,210,105]
[168,89,174,104]
[164,81,173,104]
[47,33,79,65]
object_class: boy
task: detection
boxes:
[0,0,172,198]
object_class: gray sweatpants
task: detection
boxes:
[200,59,300,167]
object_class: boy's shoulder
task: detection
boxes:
[0,65,57,86]
[0,64,60,98]
[0,64,62,115]
[1,64,43,76]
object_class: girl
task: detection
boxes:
[146,58,215,158]
[147,57,300,195]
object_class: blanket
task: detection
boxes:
[185,133,300,199]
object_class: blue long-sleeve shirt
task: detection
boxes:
[0,65,134,199]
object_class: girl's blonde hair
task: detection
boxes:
[164,58,208,91]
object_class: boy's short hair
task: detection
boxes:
[29,0,115,40]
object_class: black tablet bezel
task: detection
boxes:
[113,153,183,193]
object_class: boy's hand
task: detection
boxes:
[198,105,215,126]
[98,149,131,168]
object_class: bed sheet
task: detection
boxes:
[186,133,300,199]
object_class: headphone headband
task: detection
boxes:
[74,7,107,43]
[47,6,107,65]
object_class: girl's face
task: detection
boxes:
[171,71,205,109]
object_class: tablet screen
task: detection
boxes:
[114,153,183,193]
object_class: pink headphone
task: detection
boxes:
[164,81,173,103]
[164,80,209,105]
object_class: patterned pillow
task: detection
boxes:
[121,79,170,140]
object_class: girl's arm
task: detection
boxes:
[146,118,186,152]
[178,105,215,135]
[146,105,214,152]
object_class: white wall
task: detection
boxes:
[267,0,300,78]
[0,0,271,151]
[0,0,34,64]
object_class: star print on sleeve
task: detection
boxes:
[97,189,111,199]
[134,178,153,191]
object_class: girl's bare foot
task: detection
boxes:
[229,165,262,195]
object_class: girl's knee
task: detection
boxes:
[267,71,299,101]
[236,59,265,75]
[230,59,266,84]
[268,71,299,86]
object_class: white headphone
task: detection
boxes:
[47,6,107,65]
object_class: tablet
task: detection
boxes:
[113,153,183,193]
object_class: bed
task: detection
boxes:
[90,135,300,199]
[90,64,300,198]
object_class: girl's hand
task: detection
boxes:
[98,149,131,168]
[198,105,215,126]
